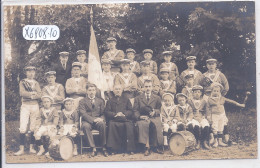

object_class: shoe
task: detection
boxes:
[29,144,37,154]
[209,133,214,145]
[14,145,24,156]
[103,150,108,157]
[212,139,218,148]
[154,148,164,154]
[129,152,134,155]
[37,145,45,156]
[223,134,229,143]
[45,152,50,156]
[195,141,201,150]
[218,138,228,147]
[144,148,150,156]
[90,150,97,157]
[203,141,211,150]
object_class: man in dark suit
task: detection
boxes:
[52,51,72,86]
[105,85,136,154]
[78,83,108,157]
[133,80,164,156]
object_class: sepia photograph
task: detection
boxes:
[2,0,257,164]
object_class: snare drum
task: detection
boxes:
[48,135,74,160]
[168,131,196,155]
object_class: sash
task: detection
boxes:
[45,84,60,99]
[205,70,220,83]
[160,80,172,90]
[107,50,120,60]
[118,73,133,87]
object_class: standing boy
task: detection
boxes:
[159,68,176,97]
[126,48,141,76]
[76,50,88,79]
[142,49,157,74]
[14,66,41,156]
[159,51,179,80]
[101,59,116,100]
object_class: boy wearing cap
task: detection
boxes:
[181,74,194,99]
[52,51,72,86]
[160,93,180,146]
[175,93,193,131]
[159,68,176,97]
[143,49,157,74]
[187,85,211,150]
[202,58,229,96]
[76,50,88,79]
[65,62,87,110]
[34,96,59,156]
[179,56,203,87]
[14,66,41,156]
[102,37,125,73]
[114,59,138,103]
[59,98,79,156]
[126,48,141,76]
[160,51,179,80]
[42,71,65,112]
[207,83,245,148]
[101,59,116,100]
[138,61,160,95]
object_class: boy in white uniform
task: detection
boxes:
[42,71,65,112]
[35,96,59,156]
[126,48,141,76]
[14,66,41,156]
[159,51,179,80]
[159,68,176,97]
[101,59,116,100]
[142,49,158,74]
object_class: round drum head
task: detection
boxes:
[59,137,73,160]
[169,133,186,155]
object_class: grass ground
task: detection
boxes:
[4,108,258,163]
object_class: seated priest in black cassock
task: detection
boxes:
[105,85,136,155]
[133,79,164,156]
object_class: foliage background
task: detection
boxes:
[4,2,256,121]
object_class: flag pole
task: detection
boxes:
[90,7,93,25]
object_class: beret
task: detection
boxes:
[76,50,87,55]
[120,59,131,64]
[126,48,136,54]
[186,56,197,61]
[41,95,54,102]
[24,66,36,71]
[192,85,204,91]
[162,93,175,101]
[160,68,170,73]
[45,71,56,76]
[206,58,217,63]
[72,62,82,68]
[63,97,74,104]
[210,82,224,91]
[162,51,173,56]
[143,49,153,54]
[101,59,112,64]
[176,93,188,99]
[59,51,69,56]
[106,37,117,42]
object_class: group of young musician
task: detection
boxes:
[14,37,245,158]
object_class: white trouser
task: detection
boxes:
[211,113,226,134]
[34,125,57,140]
[19,103,40,133]
[163,123,177,132]
[58,124,78,137]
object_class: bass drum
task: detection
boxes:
[168,131,196,155]
[48,135,74,160]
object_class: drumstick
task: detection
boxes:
[243,91,251,105]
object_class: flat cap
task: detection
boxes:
[140,60,151,66]
[210,82,223,91]
[72,62,82,68]
[120,59,131,64]
[184,73,194,79]
[41,95,54,102]
[45,71,56,76]
[143,49,153,54]
[192,85,204,91]
[106,37,117,42]
[160,68,170,73]
[76,50,87,55]
[162,51,173,56]
[176,93,188,99]
[59,51,69,57]
[63,97,74,104]
[24,66,36,71]
[206,58,217,63]
[101,59,112,64]
[126,48,136,54]
[186,56,197,61]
